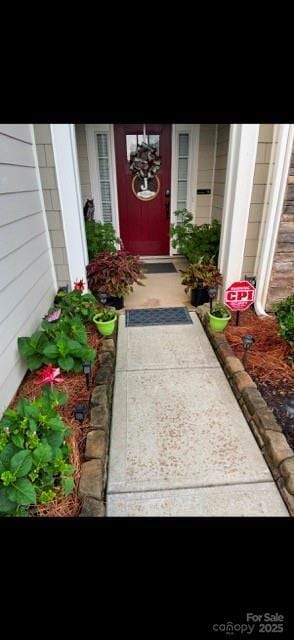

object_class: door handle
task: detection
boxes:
[165,188,170,218]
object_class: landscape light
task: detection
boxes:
[208,287,217,312]
[242,334,255,367]
[74,404,88,424]
[99,293,107,306]
[83,362,92,390]
[284,399,294,419]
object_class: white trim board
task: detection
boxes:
[255,123,294,315]
[51,124,88,289]
[218,124,260,292]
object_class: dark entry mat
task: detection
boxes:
[125,307,193,327]
[141,262,177,273]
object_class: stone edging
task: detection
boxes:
[196,304,294,516]
[78,331,117,517]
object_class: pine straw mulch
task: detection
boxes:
[225,309,294,450]
[10,324,102,517]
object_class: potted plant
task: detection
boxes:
[86,250,146,309]
[92,309,117,337]
[180,260,223,307]
[208,303,231,332]
[170,210,221,264]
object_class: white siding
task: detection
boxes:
[196,124,217,224]
[33,124,70,287]
[0,125,56,416]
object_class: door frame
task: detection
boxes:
[85,123,200,256]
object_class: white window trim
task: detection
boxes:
[85,124,120,235]
[170,124,199,255]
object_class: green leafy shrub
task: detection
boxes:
[170,209,221,264]
[94,310,116,322]
[53,289,98,323]
[85,220,121,260]
[272,295,294,345]
[210,303,230,318]
[0,386,74,516]
[18,316,96,372]
[272,294,294,323]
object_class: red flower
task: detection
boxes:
[73,279,85,291]
[34,364,64,388]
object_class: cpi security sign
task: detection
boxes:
[224,280,256,312]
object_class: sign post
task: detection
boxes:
[224,281,256,326]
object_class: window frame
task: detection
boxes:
[85,124,120,234]
[170,124,199,254]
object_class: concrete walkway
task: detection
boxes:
[124,257,190,309]
[106,275,288,516]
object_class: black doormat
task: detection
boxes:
[141,262,177,273]
[125,307,193,327]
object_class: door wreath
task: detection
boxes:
[129,141,161,201]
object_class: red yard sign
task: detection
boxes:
[224,281,256,312]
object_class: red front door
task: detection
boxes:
[114,124,171,255]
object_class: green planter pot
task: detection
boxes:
[93,313,117,337]
[208,311,231,332]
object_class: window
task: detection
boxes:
[126,134,160,161]
[177,133,189,209]
[96,133,113,223]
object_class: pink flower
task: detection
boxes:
[44,308,62,323]
[34,364,64,389]
[73,279,85,292]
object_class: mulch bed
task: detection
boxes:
[10,324,102,517]
[225,309,294,450]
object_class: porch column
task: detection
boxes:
[218,124,260,293]
[254,124,294,315]
[50,124,89,289]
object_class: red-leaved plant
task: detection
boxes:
[180,260,223,294]
[86,251,146,298]
[34,364,64,390]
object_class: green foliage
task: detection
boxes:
[170,209,221,264]
[0,386,74,516]
[41,315,88,344]
[53,290,98,323]
[210,303,231,318]
[94,310,116,322]
[18,316,96,372]
[85,220,121,260]
[272,295,294,345]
